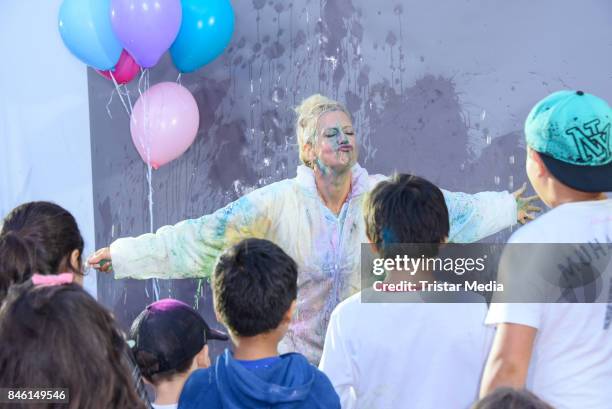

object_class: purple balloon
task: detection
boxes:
[110,0,182,68]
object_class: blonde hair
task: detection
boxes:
[294,94,351,166]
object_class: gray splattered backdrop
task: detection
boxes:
[89,0,612,354]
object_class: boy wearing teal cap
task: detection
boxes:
[480,90,612,408]
[524,90,612,194]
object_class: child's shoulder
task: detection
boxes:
[277,353,341,408]
[332,291,362,315]
[178,367,217,409]
[281,352,336,387]
[187,367,215,383]
[311,366,341,408]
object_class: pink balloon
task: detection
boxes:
[96,50,140,84]
[130,82,199,169]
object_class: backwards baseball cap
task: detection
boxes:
[525,90,612,192]
[129,298,228,377]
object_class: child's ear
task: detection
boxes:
[283,300,297,324]
[70,249,81,273]
[529,148,548,177]
[196,344,211,369]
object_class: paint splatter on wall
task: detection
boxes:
[89,0,612,356]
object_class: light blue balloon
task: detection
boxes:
[58,0,122,70]
[170,0,235,73]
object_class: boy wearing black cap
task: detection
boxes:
[178,238,340,409]
[130,298,228,409]
[481,90,612,408]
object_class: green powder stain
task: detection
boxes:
[314,157,329,176]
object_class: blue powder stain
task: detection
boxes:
[305,208,312,225]
[214,196,257,239]
[314,158,329,176]
[382,227,397,246]
[197,182,285,248]
[321,264,346,334]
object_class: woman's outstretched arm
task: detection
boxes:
[443,184,539,242]
[89,183,282,279]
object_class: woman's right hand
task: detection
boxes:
[87,247,113,272]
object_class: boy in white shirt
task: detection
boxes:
[480,90,612,409]
[319,174,493,409]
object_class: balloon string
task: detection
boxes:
[176,73,182,85]
[136,68,159,300]
[135,68,153,233]
[136,68,152,173]
[109,71,132,117]
[136,68,153,233]
[137,67,146,96]
[105,88,115,119]
[145,69,159,300]
[124,84,133,113]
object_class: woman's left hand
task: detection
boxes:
[512,183,542,224]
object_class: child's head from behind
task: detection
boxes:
[0,201,85,300]
[364,174,449,258]
[213,238,298,340]
[130,298,227,385]
[472,388,554,409]
[524,90,612,207]
[0,281,144,409]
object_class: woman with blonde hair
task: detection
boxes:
[89,94,537,364]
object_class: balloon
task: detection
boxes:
[170,0,235,73]
[58,0,122,70]
[110,0,182,68]
[130,82,200,169]
[96,50,140,84]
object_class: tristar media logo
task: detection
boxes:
[565,119,611,163]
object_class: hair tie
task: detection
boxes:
[31,273,75,287]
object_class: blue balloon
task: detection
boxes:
[170,0,235,73]
[58,0,122,70]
